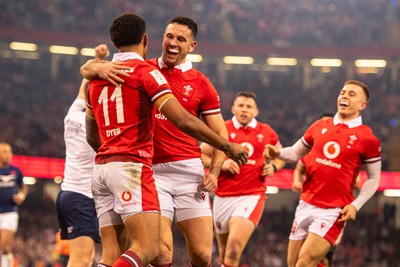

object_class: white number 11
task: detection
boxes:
[98,85,125,126]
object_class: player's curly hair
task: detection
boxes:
[109,13,146,48]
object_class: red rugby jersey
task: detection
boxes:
[87,53,172,166]
[148,58,221,164]
[300,116,381,208]
[215,117,280,197]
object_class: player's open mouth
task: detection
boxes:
[167,49,178,56]
[339,100,349,107]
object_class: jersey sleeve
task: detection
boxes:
[67,99,86,115]
[362,134,381,164]
[199,77,221,116]
[302,119,322,148]
[267,125,280,147]
[16,167,24,186]
[141,66,172,103]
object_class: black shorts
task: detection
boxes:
[56,190,101,243]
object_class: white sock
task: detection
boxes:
[1,253,14,267]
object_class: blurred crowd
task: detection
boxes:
[1,0,399,46]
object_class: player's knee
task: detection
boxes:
[153,239,172,263]
[287,255,296,267]
[189,249,212,267]
[1,245,12,254]
[296,254,318,267]
[142,245,160,264]
[224,240,244,262]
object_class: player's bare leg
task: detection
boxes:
[221,217,255,266]
[295,233,331,267]
[178,216,213,267]
[150,216,174,266]
[68,236,95,267]
[0,229,15,267]
[287,239,305,267]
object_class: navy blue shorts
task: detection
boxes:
[56,190,101,243]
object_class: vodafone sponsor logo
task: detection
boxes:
[316,141,342,169]
[155,112,168,120]
[323,141,340,159]
[121,191,132,202]
[315,158,341,169]
[241,142,254,157]
[241,142,256,165]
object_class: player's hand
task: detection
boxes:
[12,193,25,205]
[291,179,303,192]
[94,61,131,87]
[261,161,275,177]
[223,142,248,166]
[221,159,240,175]
[339,204,357,222]
[202,172,218,192]
[94,44,109,60]
[263,144,280,160]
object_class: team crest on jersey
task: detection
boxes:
[257,133,264,142]
[322,128,328,134]
[183,85,193,97]
[230,133,236,139]
[322,141,340,159]
[347,134,358,148]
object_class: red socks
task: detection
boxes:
[113,250,143,267]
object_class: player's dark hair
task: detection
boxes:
[344,80,370,103]
[319,113,334,119]
[168,16,198,39]
[109,13,146,48]
[235,91,257,102]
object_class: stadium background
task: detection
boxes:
[1,0,400,266]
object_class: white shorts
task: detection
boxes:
[0,212,19,232]
[92,161,160,220]
[153,158,211,222]
[213,195,265,234]
[289,200,345,245]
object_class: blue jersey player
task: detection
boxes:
[0,142,27,267]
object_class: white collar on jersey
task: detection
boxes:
[333,113,362,128]
[232,116,258,130]
[157,57,193,73]
[112,52,144,62]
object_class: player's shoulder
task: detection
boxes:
[146,58,158,67]
[8,165,22,173]
[357,124,380,141]
[185,68,211,83]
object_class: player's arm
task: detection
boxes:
[201,142,240,175]
[155,95,248,166]
[340,161,381,222]
[262,142,284,177]
[264,139,310,163]
[80,44,130,86]
[85,108,101,153]
[201,114,229,191]
[13,180,28,205]
[292,161,306,192]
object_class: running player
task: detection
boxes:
[265,80,381,267]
